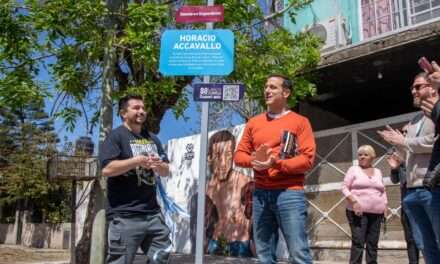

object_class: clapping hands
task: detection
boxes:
[418,60,440,117]
[421,97,437,118]
[386,152,402,170]
[136,153,160,169]
[251,144,276,171]
[377,125,405,146]
[428,61,440,89]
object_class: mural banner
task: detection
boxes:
[163,125,262,257]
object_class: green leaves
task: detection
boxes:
[0,101,67,223]
[0,2,37,63]
[0,1,46,111]
[120,3,168,70]
[0,0,322,224]
[54,107,82,132]
[1,0,321,131]
[0,69,49,110]
[230,27,321,111]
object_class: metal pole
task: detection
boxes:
[405,0,413,26]
[397,0,405,28]
[351,130,358,166]
[195,100,209,264]
[195,1,214,263]
[70,180,77,264]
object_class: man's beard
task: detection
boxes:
[413,98,421,108]
[414,93,431,108]
[132,115,146,124]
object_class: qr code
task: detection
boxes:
[222,85,240,101]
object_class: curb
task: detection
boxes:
[16,260,70,264]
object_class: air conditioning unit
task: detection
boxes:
[305,15,351,52]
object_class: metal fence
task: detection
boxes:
[304,112,418,248]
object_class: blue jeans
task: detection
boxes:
[253,188,312,264]
[403,188,440,264]
[431,187,440,246]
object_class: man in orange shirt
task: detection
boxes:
[234,74,316,264]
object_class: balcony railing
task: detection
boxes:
[361,0,440,40]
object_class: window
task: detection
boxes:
[410,0,440,23]
[361,0,440,39]
[361,0,395,38]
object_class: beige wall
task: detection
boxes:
[0,223,71,249]
[0,224,17,245]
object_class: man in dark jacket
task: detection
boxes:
[419,60,440,258]
[387,149,421,264]
[422,61,440,186]
[378,72,438,264]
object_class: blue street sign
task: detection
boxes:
[159,29,234,76]
[193,83,245,102]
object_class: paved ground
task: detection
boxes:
[133,254,342,264]
[0,244,424,264]
[0,246,341,263]
[0,245,69,264]
[135,252,424,264]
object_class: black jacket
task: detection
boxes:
[425,100,440,187]
[391,164,407,189]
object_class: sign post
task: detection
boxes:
[159,1,234,263]
[193,83,245,102]
[176,5,224,23]
[159,29,233,76]
[195,2,214,263]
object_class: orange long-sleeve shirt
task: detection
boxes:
[234,111,316,190]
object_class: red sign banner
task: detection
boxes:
[176,5,224,23]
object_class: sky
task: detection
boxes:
[40,58,207,149]
[44,92,198,150]
[39,1,276,149]
[45,85,246,153]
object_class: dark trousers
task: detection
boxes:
[346,209,383,264]
[106,212,171,264]
[401,189,420,264]
[401,208,420,264]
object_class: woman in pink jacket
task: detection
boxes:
[342,145,388,264]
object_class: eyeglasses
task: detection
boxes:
[410,83,431,91]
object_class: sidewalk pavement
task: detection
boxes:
[7,255,340,264]
[138,254,346,264]
[0,245,68,264]
[0,244,422,264]
[14,262,68,264]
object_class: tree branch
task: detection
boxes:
[50,92,67,117]
[234,0,310,33]
[2,54,56,70]
[113,43,131,51]
[80,101,90,135]
[114,62,129,92]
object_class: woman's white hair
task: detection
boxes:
[357,145,376,158]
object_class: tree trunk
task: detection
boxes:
[15,199,24,245]
[74,180,99,264]
[75,1,120,263]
